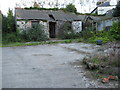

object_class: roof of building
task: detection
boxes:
[98,2,110,7]
[15,9,83,21]
[85,14,114,22]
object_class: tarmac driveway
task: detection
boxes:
[2,43,100,88]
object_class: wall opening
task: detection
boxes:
[31,21,39,28]
[49,22,56,38]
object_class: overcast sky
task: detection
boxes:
[0,0,117,15]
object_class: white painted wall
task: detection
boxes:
[72,21,82,33]
[17,21,31,30]
[98,6,116,15]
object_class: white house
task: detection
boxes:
[97,0,116,15]
[92,0,118,15]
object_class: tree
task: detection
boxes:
[0,12,2,42]
[2,15,8,33]
[113,1,120,17]
[33,1,40,8]
[0,11,2,31]
[65,3,77,13]
[109,21,120,40]
[7,9,15,33]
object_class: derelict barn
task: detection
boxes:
[15,8,83,38]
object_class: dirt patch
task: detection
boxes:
[70,59,119,88]
[69,60,96,80]
[63,47,91,54]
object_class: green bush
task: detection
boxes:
[82,21,120,43]
[89,36,110,43]
[58,22,82,39]
[2,33,21,44]
[58,22,73,39]
[81,30,96,40]
[109,21,120,40]
[20,24,48,41]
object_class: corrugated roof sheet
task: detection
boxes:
[98,2,110,7]
[15,9,83,21]
[86,14,114,22]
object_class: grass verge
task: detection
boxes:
[2,38,83,47]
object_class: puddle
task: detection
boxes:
[33,54,52,56]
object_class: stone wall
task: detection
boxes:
[17,20,83,38]
[72,21,82,33]
[17,20,49,38]
[17,21,31,30]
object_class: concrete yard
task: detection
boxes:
[2,43,116,88]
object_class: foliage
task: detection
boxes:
[113,1,120,17]
[0,13,2,30]
[7,9,15,33]
[58,22,72,39]
[20,24,48,42]
[25,7,59,11]
[84,21,120,43]
[88,30,111,43]
[2,38,84,47]
[96,1,102,5]
[25,4,77,14]
[81,30,96,40]
[58,22,80,39]
[2,22,48,43]
[89,36,110,43]
[109,21,120,40]
[0,13,2,43]
[2,15,8,33]
[2,33,21,44]
[65,3,77,14]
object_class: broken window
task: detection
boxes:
[32,21,39,28]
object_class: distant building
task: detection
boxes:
[15,8,84,38]
[92,0,118,15]
[84,11,120,31]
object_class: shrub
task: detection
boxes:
[89,36,110,43]
[58,22,82,39]
[2,33,21,44]
[82,21,120,43]
[109,21,120,40]
[58,22,73,39]
[81,30,96,40]
[20,24,48,42]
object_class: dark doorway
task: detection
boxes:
[49,22,56,38]
[31,21,39,28]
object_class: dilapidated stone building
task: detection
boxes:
[15,8,84,38]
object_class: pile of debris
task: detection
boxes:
[82,41,120,83]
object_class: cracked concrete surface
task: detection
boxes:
[2,43,116,88]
